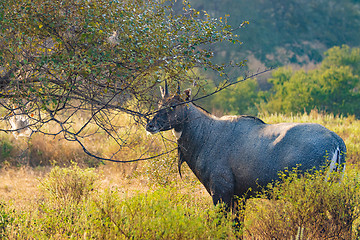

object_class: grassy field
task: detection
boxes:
[1,111,360,239]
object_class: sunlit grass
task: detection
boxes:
[1,111,360,238]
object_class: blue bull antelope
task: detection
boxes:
[146,85,346,208]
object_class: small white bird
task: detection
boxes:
[108,31,119,45]
[8,115,32,138]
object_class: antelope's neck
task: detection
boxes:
[177,104,214,154]
[176,104,215,185]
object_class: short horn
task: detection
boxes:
[164,79,169,97]
[160,79,169,98]
[177,81,181,95]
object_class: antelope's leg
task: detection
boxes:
[210,176,235,209]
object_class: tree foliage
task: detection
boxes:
[210,45,360,117]
[0,0,244,160]
[266,46,360,116]
[210,78,261,116]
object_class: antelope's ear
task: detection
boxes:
[160,86,165,98]
[184,88,191,101]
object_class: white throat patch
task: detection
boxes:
[172,129,183,140]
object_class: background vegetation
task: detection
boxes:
[188,0,360,119]
[209,45,360,118]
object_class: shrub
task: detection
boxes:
[93,186,240,239]
[15,164,102,238]
[245,167,360,239]
[5,185,239,239]
[0,140,13,160]
[39,163,99,205]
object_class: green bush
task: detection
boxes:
[5,186,239,239]
[6,165,100,239]
[3,164,239,239]
[245,167,360,239]
[210,78,262,116]
[0,140,13,160]
[3,165,360,239]
[39,163,99,205]
[92,186,240,239]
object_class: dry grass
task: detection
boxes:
[1,110,360,239]
[0,163,209,213]
[0,165,145,208]
[0,167,46,211]
[1,110,359,202]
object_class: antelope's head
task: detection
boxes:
[146,82,191,134]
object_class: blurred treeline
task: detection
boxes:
[189,0,360,68]
[207,45,360,117]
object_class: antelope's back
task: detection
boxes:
[228,121,346,194]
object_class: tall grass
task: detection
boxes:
[0,112,172,179]
[1,110,359,169]
[1,111,360,238]
[1,165,238,239]
[244,167,360,239]
[1,164,360,239]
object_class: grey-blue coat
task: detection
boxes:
[175,104,346,205]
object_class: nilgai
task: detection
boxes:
[146,85,346,208]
